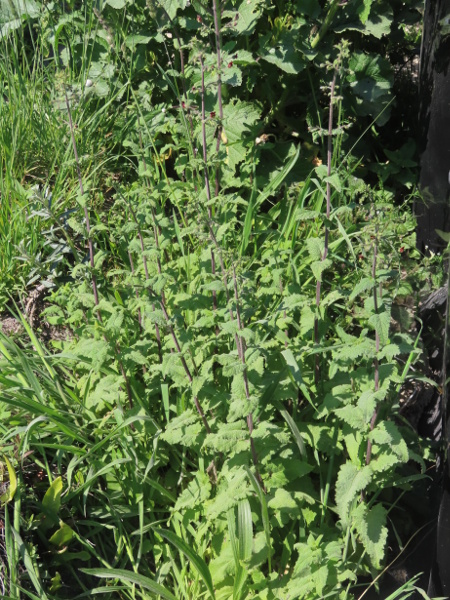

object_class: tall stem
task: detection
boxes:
[314,69,337,385]
[64,88,133,409]
[366,229,380,466]
[212,0,224,197]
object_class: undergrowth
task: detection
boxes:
[0,1,443,599]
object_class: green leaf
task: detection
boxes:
[358,0,373,24]
[42,476,63,515]
[49,521,74,547]
[105,0,126,7]
[353,502,387,568]
[0,456,17,503]
[12,527,50,599]
[368,310,390,346]
[369,421,409,463]
[153,528,216,600]
[81,568,177,600]
[245,467,272,570]
[335,462,372,525]
[260,27,307,74]
[311,258,332,282]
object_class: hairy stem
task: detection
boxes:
[64,88,133,409]
[314,69,337,385]
[366,232,380,466]
[212,0,224,197]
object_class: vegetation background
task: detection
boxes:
[0,1,445,599]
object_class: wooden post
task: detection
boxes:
[416,0,450,254]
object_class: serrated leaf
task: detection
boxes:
[311,258,332,282]
[161,410,203,448]
[204,422,247,452]
[353,502,387,569]
[306,237,324,261]
[369,421,409,463]
[349,277,374,302]
[175,471,212,511]
[368,310,390,346]
[334,405,368,430]
[335,462,372,525]
[260,27,306,74]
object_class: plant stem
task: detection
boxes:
[232,265,263,487]
[311,0,341,49]
[200,55,218,317]
[212,0,224,197]
[366,231,380,466]
[314,69,337,385]
[64,87,133,409]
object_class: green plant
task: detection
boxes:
[0,1,439,599]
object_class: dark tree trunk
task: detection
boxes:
[417,0,450,254]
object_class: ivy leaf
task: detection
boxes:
[353,502,387,569]
[336,462,372,525]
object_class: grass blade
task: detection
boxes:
[81,567,177,600]
[245,466,272,572]
[153,527,216,600]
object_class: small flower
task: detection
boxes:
[210,111,216,118]
[399,247,405,253]
[197,14,202,23]
[85,79,93,88]
[227,61,233,68]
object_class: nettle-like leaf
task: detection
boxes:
[349,277,374,302]
[161,410,203,448]
[204,421,248,453]
[206,465,250,520]
[353,502,387,569]
[85,373,126,411]
[174,470,212,512]
[259,25,307,74]
[306,237,324,261]
[223,0,264,36]
[311,258,332,282]
[221,99,260,172]
[347,53,393,125]
[335,462,372,526]
[73,338,110,372]
[268,488,300,527]
[334,405,369,431]
[368,310,390,346]
[369,420,409,463]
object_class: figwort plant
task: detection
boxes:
[0,2,438,599]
